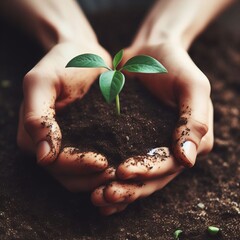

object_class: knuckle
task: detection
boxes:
[23,68,55,91]
[196,76,211,95]
[192,118,209,137]
[23,70,41,89]
[23,114,40,133]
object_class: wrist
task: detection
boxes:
[36,18,99,51]
[131,0,235,51]
[131,29,190,51]
[25,0,99,51]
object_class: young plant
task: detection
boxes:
[174,229,183,240]
[66,49,167,115]
[207,226,220,236]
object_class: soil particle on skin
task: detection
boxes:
[39,113,62,161]
[121,147,171,171]
[177,117,188,127]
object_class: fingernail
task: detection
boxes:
[182,141,197,167]
[36,141,51,164]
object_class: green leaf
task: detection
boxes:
[113,49,123,70]
[122,55,167,73]
[66,53,110,70]
[99,70,125,103]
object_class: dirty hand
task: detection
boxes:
[17,42,116,191]
[91,43,214,214]
[90,0,233,216]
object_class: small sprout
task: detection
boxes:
[174,229,183,240]
[207,226,220,236]
[66,49,167,115]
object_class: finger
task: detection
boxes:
[90,186,127,215]
[92,173,178,207]
[92,181,141,206]
[172,57,213,168]
[23,70,61,166]
[54,167,116,192]
[47,147,108,176]
[96,173,175,215]
[91,186,106,206]
[116,147,183,180]
[102,181,152,204]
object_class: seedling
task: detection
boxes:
[174,229,183,240]
[66,49,167,115]
[207,226,220,236]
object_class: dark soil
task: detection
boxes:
[0,7,240,240]
[58,79,177,167]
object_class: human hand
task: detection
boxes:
[91,42,213,214]
[91,147,180,215]
[121,43,214,168]
[17,42,116,191]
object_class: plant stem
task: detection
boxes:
[116,94,120,115]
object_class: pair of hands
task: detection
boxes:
[17,41,213,215]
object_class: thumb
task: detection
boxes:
[172,74,213,168]
[23,71,61,166]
